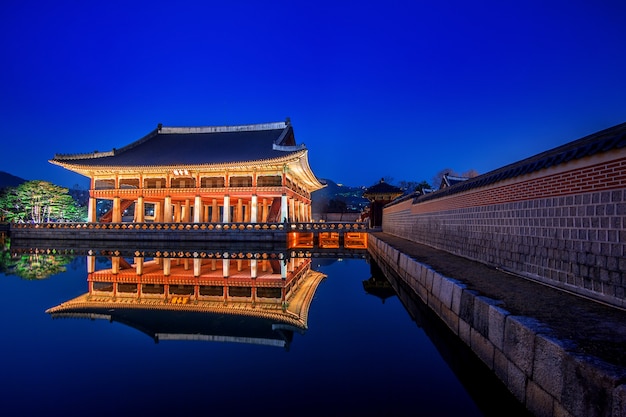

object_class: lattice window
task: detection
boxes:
[229,176,252,188]
[144,178,166,189]
[201,177,225,188]
[94,179,115,190]
[257,175,282,187]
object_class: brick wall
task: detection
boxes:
[383,148,626,309]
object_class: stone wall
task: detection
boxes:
[383,124,626,309]
[368,234,626,417]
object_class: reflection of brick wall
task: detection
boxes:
[383,148,626,309]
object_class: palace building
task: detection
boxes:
[50,119,325,224]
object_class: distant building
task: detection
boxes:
[439,173,470,189]
[50,119,325,223]
[362,178,403,227]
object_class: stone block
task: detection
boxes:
[431,271,442,300]
[508,360,528,404]
[504,315,546,376]
[438,277,455,309]
[473,295,493,339]
[459,288,477,326]
[493,348,509,384]
[561,354,625,417]
[458,318,471,344]
[526,379,555,417]
[398,252,410,272]
[450,280,464,316]
[405,258,420,281]
[470,327,495,369]
[533,334,575,402]
[488,303,509,351]
[427,295,442,317]
[438,304,459,333]
[424,268,435,293]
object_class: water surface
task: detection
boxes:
[0,244,528,416]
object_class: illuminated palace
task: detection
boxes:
[50,119,325,224]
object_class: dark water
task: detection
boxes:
[0,244,530,417]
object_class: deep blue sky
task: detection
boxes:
[2,0,625,189]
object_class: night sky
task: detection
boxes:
[2,0,625,189]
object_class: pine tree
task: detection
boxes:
[0,180,87,223]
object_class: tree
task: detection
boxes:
[397,180,432,193]
[0,180,87,223]
[414,180,432,193]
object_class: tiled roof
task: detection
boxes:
[363,178,403,195]
[412,121,626,204]
[440,173,469,188]
[51,121,304,167]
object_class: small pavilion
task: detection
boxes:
[362,178,403,227]
[49,119,325,224]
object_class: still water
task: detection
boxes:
[0,241,529,417]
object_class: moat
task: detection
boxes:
[0,239,530,417]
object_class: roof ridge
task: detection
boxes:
[159,121,287,134]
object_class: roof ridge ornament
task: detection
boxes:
[160,121,287,134]
[273,143,306,152]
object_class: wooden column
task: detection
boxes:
[194,196,202,223]
[112,257,120,274]
[112,197,122,223]
[251,195,258,223]
[251,259,258,278]
[88,197,97,223]
[261,198,268,222]
[135,196,145,223]
[223,259,230,277]
[289,198,295,222]
[154,201,163,222]
[135,257,144,275]
[236,198,243,222]
[87,255,95,273]
[183,199,191,222]
[211,199,219,222]
[174,202,181,223]
[281,194,288,223]
[164,196,172,223]
[223,196,230,223]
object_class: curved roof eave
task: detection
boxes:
[49,150,307,176]
[285,149,326,191]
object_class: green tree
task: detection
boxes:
[9,252,72,280]
[0,180,86,223]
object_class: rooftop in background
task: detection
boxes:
[440,173,470,189]
[363,178,403,198]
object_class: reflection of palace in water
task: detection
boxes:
[46,251,326,349]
